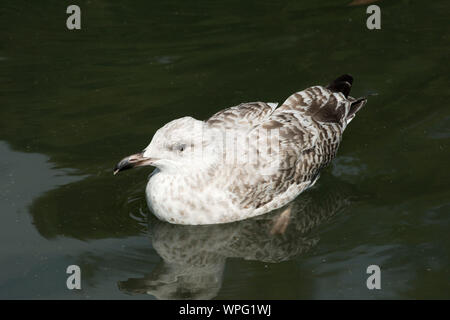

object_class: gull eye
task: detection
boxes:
[175,143,186,152]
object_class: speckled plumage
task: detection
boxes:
[130,75,367,225]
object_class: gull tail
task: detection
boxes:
[326,74,368,124]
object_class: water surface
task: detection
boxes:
[0,0,449,299]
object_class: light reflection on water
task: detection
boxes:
[120,189,351,299]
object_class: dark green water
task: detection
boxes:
[1,0,449,299]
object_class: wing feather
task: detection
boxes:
[206,101,278,131]
[227,86,351,212]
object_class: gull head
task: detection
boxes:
[114,116,220,175]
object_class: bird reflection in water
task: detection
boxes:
[118,188,351,299]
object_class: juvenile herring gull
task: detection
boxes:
[114,74,367,225]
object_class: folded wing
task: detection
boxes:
[225,75,366,213]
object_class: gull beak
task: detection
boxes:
[113,152,154,175]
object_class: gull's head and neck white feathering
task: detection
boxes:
[114,116,222,176]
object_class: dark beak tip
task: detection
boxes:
[113,153,147,176]
[113,161,123,175]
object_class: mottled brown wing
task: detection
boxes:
[229,86,353,212]
[206,101,278,131]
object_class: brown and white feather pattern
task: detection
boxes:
[207,84,365,219]
[207,101,278,131]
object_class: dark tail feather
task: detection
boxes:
[326,74,353,98]
[327,74,369,123]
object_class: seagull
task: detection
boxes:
[114,74,367,225]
